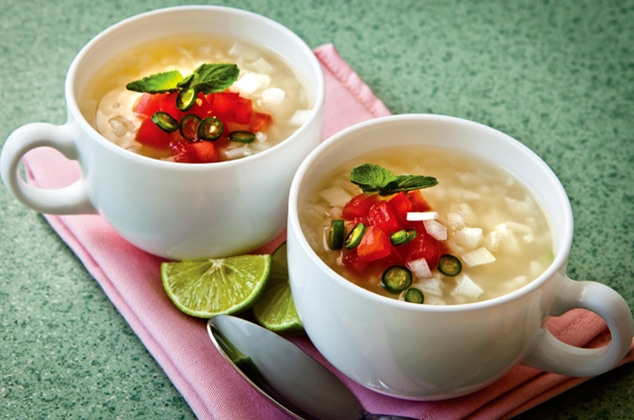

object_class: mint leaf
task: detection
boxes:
[126,70,184,93]
[392,174,438,192]
[350,164,395,194]
[177,63,239,94]
[350,163,437,196]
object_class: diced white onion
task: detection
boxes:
[289,109,312,126]
[446,212,466,229]
[262,87,286,104]
[484,230,503,252]
[461,247,496,267]
[407,258,432,279]
[416,275,443,296]
[224,146,252,160]
[249,57,275,74]
[423,219,447,241]
[229,42,259,60]
[406,211,439,221]
[502,221,533,234]
[108,116,135,137]
[453,227,483,250]
[318,186,352,207]
[450,274,484,299]
[233,73,270,95]
[255,132,267,143]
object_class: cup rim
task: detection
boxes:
[64,5,325,171]
[288,113,574,312]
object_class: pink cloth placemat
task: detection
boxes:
[21,43,634,420]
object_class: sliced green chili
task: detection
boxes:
[381,266,412,294]
[403,287,424,304]
[344,223,367,249]
[438,254,462,276]
[179,114,202,141]
[229,131,256,143]
[151,111,179,133]
[176,87,197,111]
[390,229,417,245]
[197,117,224,141]
[328,220,345,250]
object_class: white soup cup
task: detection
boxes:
[1,6,324,259]
[287,114,633,400]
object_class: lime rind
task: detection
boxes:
[253,242,303,333]
[161,255,271,318]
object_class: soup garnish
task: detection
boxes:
[123,63,270,162]
[321,163,453,302]
[302,147,553,305]
[92,36,311,163]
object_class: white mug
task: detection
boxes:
[0,6,324,259]
[287,114,633,400]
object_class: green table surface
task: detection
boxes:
[1,0,632,418]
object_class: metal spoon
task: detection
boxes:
[207,315,417,420]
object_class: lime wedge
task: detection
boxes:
[253,242,303,333]
[161,255,271,318]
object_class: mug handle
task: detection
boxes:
[1,122,96,214]
[523,276,633,377]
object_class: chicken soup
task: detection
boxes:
[301,146,553,305]
[88,35,311,163]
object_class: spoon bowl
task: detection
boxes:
[207,315,416,420]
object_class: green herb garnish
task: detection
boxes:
[126,63,239,95]
[350,163,438,196]
[177,63,239,94]
[126,70,184,93]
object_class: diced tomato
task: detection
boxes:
[366,201,401,234]
[400,230,442,269]
[185,141,218,163]
[189,92,214,118]
[249,112,272,132]
[388,192,413,225]
[134,91,188,121]
[342,194,379,220]
[356,226,392,263]
[407,190,432,212]
[135,117,173,149]
[342,248,369,274]
[159,91,187,121]
[170,141,191,162]
[134,93,167,117]
[210,92,239,121]
[234,97,253,124]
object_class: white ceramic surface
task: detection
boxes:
[0,6,325,259]
[287,114,633,400]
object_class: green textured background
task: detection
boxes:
[1,0,632,418]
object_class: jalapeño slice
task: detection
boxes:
[438,254,462,276]
[179,114,202,141]
[151,111,179,133]
[381,266,412,294]
[344,223,367,249]
[176,87,197,111]
[229,131,256,143]
[403,287,424,304]
[390,229,417,245]
[198,117,224,141]
[328,220,345,250]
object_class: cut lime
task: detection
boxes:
[253,242,303,333]
[161,255,271,318]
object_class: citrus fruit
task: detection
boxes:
[161,255,271,318]
[253,242,303,333]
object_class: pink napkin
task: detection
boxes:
[21,43,633,420]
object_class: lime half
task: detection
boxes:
[253,242,303,333]
[161,255,271,318]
